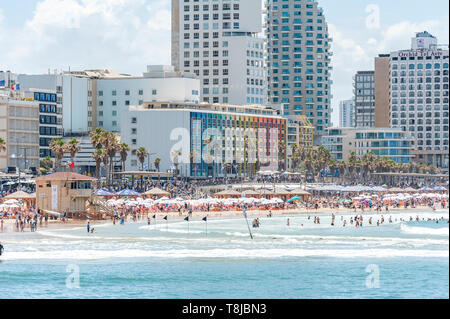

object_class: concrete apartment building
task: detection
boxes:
[339,99,354,128]
[0,89,40,172]
[266,0,332,143]
[171,0,266,106]
[353,71,375,128]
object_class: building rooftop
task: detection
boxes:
[416,31,436,38]
[35,172,97,181]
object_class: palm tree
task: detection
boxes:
[136,147,149,189]
[171,149,182,176]
[119,143,130,173]
[40,156,54,174]
[136,147,149,171]
[154,158,161,184]
[0,137,6,153]
[99,131,119,186]
[89,128,105,150]
[64,138,81,172]
[91,149,104,188]
[49,138,66,172]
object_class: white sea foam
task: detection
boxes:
[401,224,449,236]
[2,247,448,261]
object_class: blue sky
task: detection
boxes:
[0,0,449,124]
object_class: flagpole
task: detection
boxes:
[243,205,253,240]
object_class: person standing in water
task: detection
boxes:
[87,221,90,233]
[287,218,290,226]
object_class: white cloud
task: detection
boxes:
[0,0,171,75]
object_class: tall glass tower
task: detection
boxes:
[265,0,332,143]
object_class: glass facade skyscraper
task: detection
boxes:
[265,0,332,142]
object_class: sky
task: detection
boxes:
[0,0,449,125]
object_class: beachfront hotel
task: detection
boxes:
[322,127,415,164]
[387,32,449,170]
[265,0,332,143]
[171,0,266,106]
[120,102,287,178]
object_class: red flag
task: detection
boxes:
[69,162,75,168]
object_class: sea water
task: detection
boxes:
[0,209,448,299]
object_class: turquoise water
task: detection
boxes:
[0,209,448,299]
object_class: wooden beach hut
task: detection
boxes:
[273,188,291,201]
[214,189,242,199]
[290,188,312,201]
[258,189,275,199]
[242,190,260,198]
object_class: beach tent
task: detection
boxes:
[420,186,433,191]
[94,189,115,196]
[4,191,36,208]
[144,187,172,198]
[287,196,302,202]
[434,186,447,191]
[115,189,141,196]
[403,187,419,192]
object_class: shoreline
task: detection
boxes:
[0,205,443,234]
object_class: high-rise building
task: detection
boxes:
[339,99,354,127]
[353,71,375,128]
[265,0,332,142]
[374,54,390,127]
[388,31,449,170]
[171,0,266,106]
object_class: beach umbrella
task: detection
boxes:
[287,196,301,202]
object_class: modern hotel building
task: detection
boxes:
[171,0,266,105]
[388,32,449,170]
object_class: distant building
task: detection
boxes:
[171,0,266,105]
[387,31,449,170]
[354,71,375,128]
[322,127,414,164]
[339,100,354,127]
[121,102,286,178]
[0,89,40,172]
[17,65,200,135]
